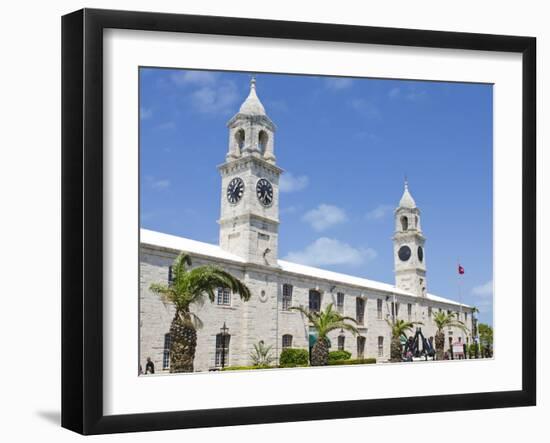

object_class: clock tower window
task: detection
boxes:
[234,129,245,153]
[258,130,268,154]
[401,216,408,231]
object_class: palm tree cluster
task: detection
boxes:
[385,318,423,362]
[291,303,361,366]
[150,252,251,373]
[432,311,469,360]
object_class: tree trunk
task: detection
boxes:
[310,337,329,366]
[169,310,197,373]
[390,336,403,362]
[435,331,445,361]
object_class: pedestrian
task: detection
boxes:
[145,357,155,374]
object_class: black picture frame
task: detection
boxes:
[61,8,536,435]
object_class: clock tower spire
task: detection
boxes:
[393,180,427,297]
[218,77,282,266]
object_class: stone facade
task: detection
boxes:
[139,78,475,373]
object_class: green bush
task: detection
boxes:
[221,365,275,371]
[279,348,310,367]
[328,350,352,362]
[328,358,377,366]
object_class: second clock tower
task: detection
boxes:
[393,181,427,297]
[218,78,282,266]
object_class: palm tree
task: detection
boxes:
[385,319,423,362]
[432,311,469,361]
[249,341,275,367]
[291,303,360,366]
[150,252,251,373]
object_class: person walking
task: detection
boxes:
[145,357,155,374]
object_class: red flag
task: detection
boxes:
[458,264,465,275]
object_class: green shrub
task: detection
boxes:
[328,350,352,362]
[221,365,275,371]
[328,358,377,366]
[279,348,310,367]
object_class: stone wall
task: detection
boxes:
[140,243,476,373]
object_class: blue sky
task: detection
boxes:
[140,68,493,326]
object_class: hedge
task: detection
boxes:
[221,365,275,371]
[328,358,377,366]
[328,350,352,362]
[279,348,310,367]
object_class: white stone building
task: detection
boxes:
[139,78,475,373]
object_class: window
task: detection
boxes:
[282,334,293,349]
[456,312,461,321]
[465,312,468,322]
[309,290,321,313]
[428,306,432,318]
[217,287,231,306]
[357,336,366,359]
[282,284,293,310]
[378,336,384,357]
[401,216,408,231]
[407,303,412,321]
[338,335,345,351]
[162,333,171,369]
[391,302,400,318]
[215,333,231,367]
[377,299,383,320]
[258,130,268,154]
[168,265,174,284]
[235,128,245,152]
[336,292,345,312]
[356,297,365,324]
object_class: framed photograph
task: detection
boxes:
[62,8,536,435]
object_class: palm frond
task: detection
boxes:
[149,283,177,304]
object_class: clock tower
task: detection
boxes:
[393,180,427,297]
[218,78,282,266]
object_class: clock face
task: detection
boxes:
[418,246,424,262]
[256,178,274,207]
[226,177,244,204]
[398,245,411,262]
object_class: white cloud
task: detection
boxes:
[191,82,239,115]
[284,237,376,267]
[325,78,353,91]
[169,70,239,115]
[151,179,170,190]
[366,204,394,220]
[140,107,153,120]
[349,98,380,118]
[388,86,426,101]
[171,70,218,86]
[302,204,347,232]
[472,280,493,297]
[280,172,309,193]
[405,89,427,101]
[156,121,176,130]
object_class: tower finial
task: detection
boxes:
[250,75,256,90]
[404,174,409,190]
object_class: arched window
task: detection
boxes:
[309,290,321,313]
[415,215,418,228]
[401,216,408,231]
[162,333,171,369]
[234,128,245,153]
[258,130,268,154]
[282,334,293,349]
